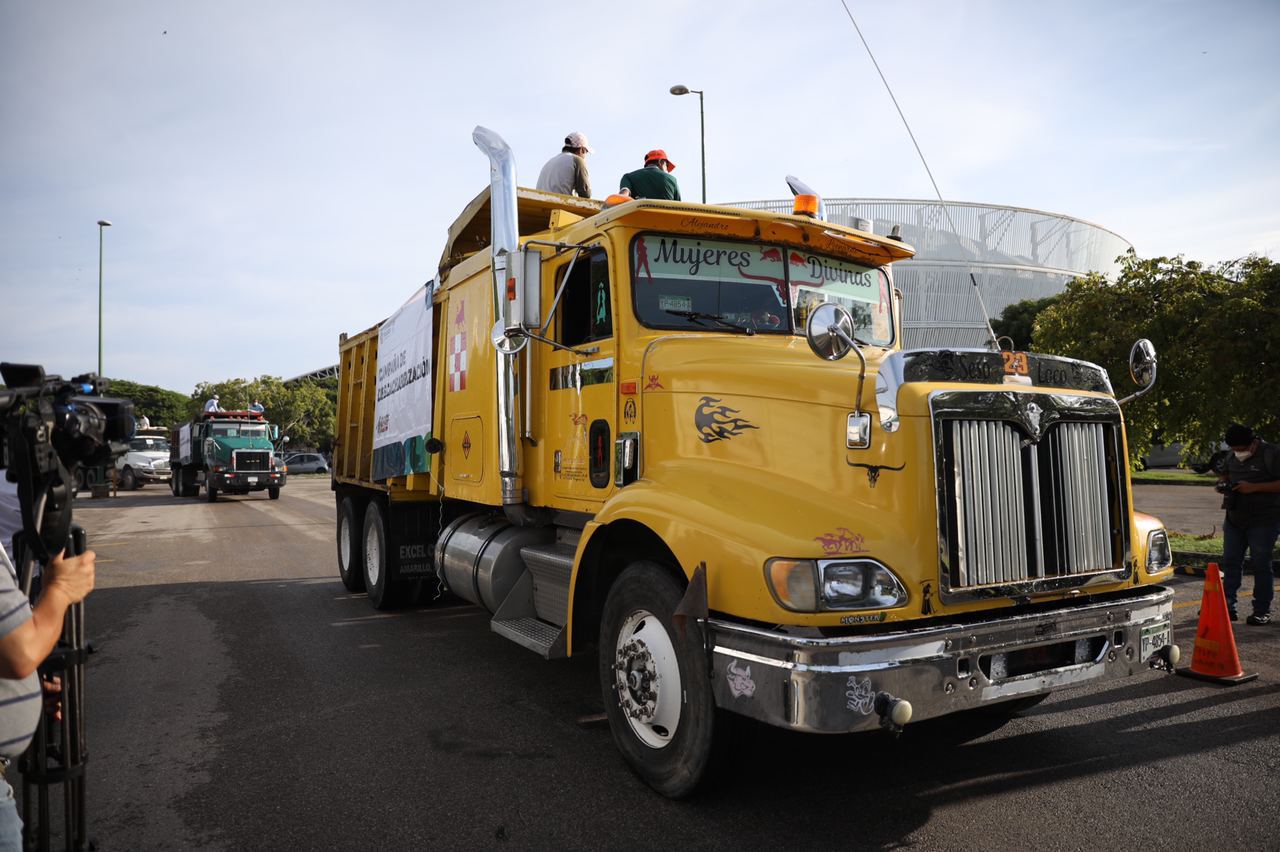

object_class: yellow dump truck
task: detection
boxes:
[333,127,1178,797]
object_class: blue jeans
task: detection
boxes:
[0,774,21,852]
[1222,516,1280,617]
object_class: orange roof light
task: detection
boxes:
[604,193,636,208]
[793,195,820,218]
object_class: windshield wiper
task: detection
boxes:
[664,309,756,335]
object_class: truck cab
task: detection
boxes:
[115,428,172,490]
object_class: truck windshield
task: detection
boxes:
[130,437,170,452]
[790,252,894,346]
[630,234,893,345]
[211,423,267,438]
[631,235,790,333]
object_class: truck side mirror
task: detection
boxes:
[1119,338,1157,406]
[519,248,541,329]
[271,425,279,440]
[805,303,854,361]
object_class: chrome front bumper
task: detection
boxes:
[709,587,1174,734]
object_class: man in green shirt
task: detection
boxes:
[620,149,681,201]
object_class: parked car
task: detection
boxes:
[116,433,172,490]
[285,453,329,474]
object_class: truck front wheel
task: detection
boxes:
[120,467,137,490]
[268,486,280,500]
[598,561,720,799]
[336,496,365,592]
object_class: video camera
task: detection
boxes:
[0,362,134,564]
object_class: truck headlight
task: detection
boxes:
[819,559,907,609]
[1146,529,1173,572]
[765,558,907,612]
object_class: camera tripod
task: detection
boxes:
[8,525,91,852]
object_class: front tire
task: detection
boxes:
[337,496,365,592]
[268,486,280,500]
[599,561,719,799]
[120,467,137,490]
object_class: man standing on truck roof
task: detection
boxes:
[1218,423,1280,626]
[619,149,681,201]
[535,131,593,198]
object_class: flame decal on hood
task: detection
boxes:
[694,396,760,444]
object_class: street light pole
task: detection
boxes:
[97,219,111,376]
[669,84,706,203]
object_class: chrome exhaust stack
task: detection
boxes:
[472,126,524,508]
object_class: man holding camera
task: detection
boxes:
[1218,423,1280,626]
[0,480,96,846]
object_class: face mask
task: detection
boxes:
[1234,450,1253,461]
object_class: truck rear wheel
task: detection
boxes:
[206,481,218,502]
[362,501,398,609]
[599,561,721,799]
[170,471,179,496]
[336,496,365,592]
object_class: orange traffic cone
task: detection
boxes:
[1176,563,1257,685]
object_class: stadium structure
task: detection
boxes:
[729,198,1133,349]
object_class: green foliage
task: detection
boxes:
[991,295,1060,350]
[1034,253,1280,466]
[105,378,189,428]
[189,376,336,451]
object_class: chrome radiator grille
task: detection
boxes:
[939,414,1121,590]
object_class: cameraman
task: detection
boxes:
[0,477,96,847]
[1218,423,1280,626]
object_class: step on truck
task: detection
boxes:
[170,410,287,501]
[332,127,1179,797]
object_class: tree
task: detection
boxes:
[1034,253,1279,465]
[105,378,189,428]
[991,295,1060,350]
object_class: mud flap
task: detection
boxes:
[673,562,711,673]
[387,501,438,584]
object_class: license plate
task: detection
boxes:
[247,476,258,484]
[1140,621,1171,661]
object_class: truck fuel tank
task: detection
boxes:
[436,513,553,612]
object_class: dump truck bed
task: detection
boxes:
[334,325,382,489]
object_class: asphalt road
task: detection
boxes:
[35,477,1280,850]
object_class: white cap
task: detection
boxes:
[565,131,593,153]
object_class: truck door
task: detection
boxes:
[545,247,616,503]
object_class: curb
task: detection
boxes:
[1171,554,1280,577]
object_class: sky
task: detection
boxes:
[2,1,1277,393]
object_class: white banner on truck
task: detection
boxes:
[371,283,435,481]
[179,423,192,462]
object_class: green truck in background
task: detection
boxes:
[169,410,287,502]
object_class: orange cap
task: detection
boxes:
[644,149,676,172]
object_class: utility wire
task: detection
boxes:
[839,0,1001,349]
